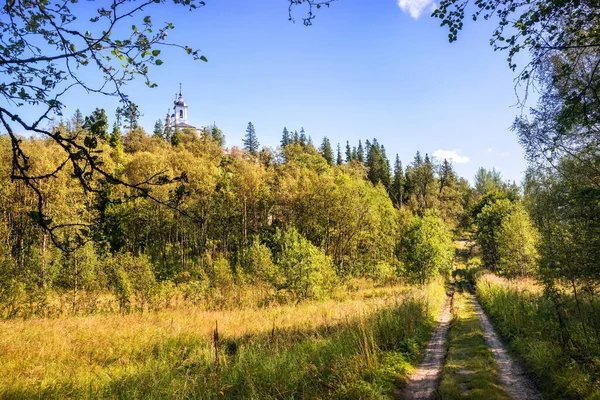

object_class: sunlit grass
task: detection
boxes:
[0,279,447,399]
[439,281,509,400]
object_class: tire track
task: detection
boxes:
[400,282,455,400]
[468,289,544,400]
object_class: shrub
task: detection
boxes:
[400,210,454,284]
[273,227,337,300]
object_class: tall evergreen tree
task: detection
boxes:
[210,125,225,146]
[336,143,343,166]
[299,127,307,147]
[84,108,109,141]
[320,137,334,165]
[391,155,406,208]
[109,123,122,149]
[366,140,391,189]
[439,158,456,194]
[357,140,365,163]
[153,119,165,140]
[345,141,352,163]
[122,102,139,132]
[281,127,290,148]
[243,122,260,156]
[73,109,84,131]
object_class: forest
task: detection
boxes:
[1,0,600,398]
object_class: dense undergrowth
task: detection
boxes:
[0,278,446,399]
[473,270,600,399]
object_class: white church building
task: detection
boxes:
[166,84,198,131]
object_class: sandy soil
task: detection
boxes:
[469,291,544,400]
[400,282,455,399]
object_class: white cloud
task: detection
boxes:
[432,149,470,164]
[397,0,435,19]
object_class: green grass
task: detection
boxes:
[0,280,447,399]
[474,273,600,400]
[439,274,509,400]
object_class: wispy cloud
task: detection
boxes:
[397,0,435,19]
[432,149,470,164]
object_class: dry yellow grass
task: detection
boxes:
[0,281,429,395]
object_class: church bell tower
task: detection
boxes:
[172,83,189,127]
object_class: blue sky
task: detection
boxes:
[10,0,532,184]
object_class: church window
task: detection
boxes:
[180,110,183,118]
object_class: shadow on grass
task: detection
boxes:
[2,297,438,400]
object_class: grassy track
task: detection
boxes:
[438,282,509,400]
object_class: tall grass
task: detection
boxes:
[475,273,600,399]
[0,279,446,399]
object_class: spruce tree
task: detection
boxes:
[336,143,343,165]
[345,141,352,163]
[109,123,122,148]
[299,127,307,147]
[281,127,290,148]
[211,125,225,146]
[391,155,406,208]
[84,108,109,141]
[153,119,165,140]
[243,122,260,156]
[357,140,365,163]
[320,137,334,165]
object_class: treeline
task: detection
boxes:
[0,109,485,317]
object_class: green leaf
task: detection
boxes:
[155,59,163,65]
[152,49,160,56]
[200,55,208,62]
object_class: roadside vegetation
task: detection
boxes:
[0,279,446,399]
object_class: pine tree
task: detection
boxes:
[109,123,122,148]
[153,119,165,140]
[357,140,365,163]
[345,141,352,163]
[439,158,456,194]
[84,108,109,141]
[243,122,260,156]
[281,127,290,148]
[320,137,334,165]
[73,109,84,131]
[299,127,307,147]
[210,125,225,146]
[336,143,343,166]
[391,155,406,208]
[293,130,299,144]
[122,102,139,132]
[366,140,391,189]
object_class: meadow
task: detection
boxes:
[0,278,446,399]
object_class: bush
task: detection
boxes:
[273,227,337,300]
[400,210,454,284]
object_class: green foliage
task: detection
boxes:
[400,210,454,284]
[473,198,514,272]
[476,274,600,399]
[496,203,539,277]
[273,227,337,300]
[243,121,260,156]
